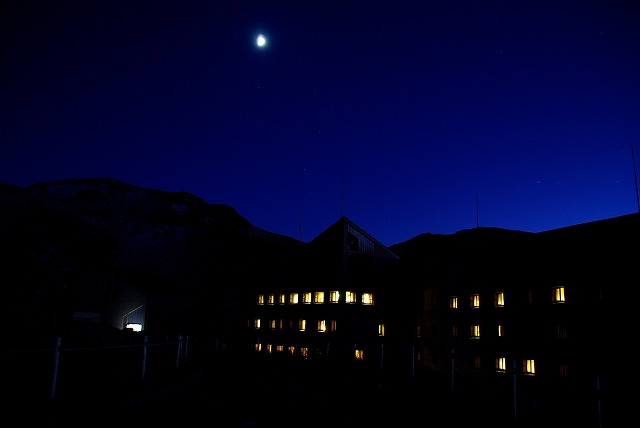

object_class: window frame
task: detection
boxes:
[345,291,356,303]
[329,291,340,303]
[494,292,504,307]
[257,295,264,305]
[552,287,565,303]
[314,291,324,304]
[362,293,374,305]
[470,294,480,309]
[470,324,480,339]
[302,292,312,304]
[289,293,298,304]
[523,359,536,376]
[449,296,458,309]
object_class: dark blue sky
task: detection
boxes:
[2,1,640,245]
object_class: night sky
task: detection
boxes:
[2,1,639,245]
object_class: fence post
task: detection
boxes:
[176,335,182,368]
[141,336,148,379]
[512,359,517,421]
[596,376,602,428]
[412,345,415,378]
[50,337,61,400]
[451,349,455,391]
[184,336,189,363]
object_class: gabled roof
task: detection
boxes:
[309,216,399,259]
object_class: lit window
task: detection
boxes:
[266,344,272,354]
[379,323,385,336]
[318,320,326,332]
[254,319,260,329]
[300,347,308,358]
[314,292,324,304]
[496,357,506,372]
[298,319,306,331]
[494,292,504,307]
[355,349,364,361]
[559,362,568,377]
[329,291,340,303]
[287,346,295,355]
[289,320,293,330]
[276,345,283,353]
[254,343,261,352]
[331,320,337,332]
[473,356,481,369]
[552,287,565,303]
[345,291,355,303]
[471,324,480,339]
[557,324,566,338]
[498,325,504,337]
[269,319,276,330]
[126,323,142,332]
[523,359,535,376]
[452,325,458,337]
[279,319,283,330]
[362,293,374,305]
[278,294,285,304]
[267,294,274,305]
[470,294,480,308]
[449,296,457,309]
[302,292,312,304]
[257,295,264,305]
[290,293,298,304]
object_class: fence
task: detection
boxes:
[0,331,192,404]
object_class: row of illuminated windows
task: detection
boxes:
[480,358,568,377]
[449,287,566,310]
[251,318,386,336]
[253,344,366,360]
[451,324,567,339]
[258,292,373,305]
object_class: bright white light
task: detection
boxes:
[126,323,142,332]
[257,34,266,47]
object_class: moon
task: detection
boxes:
[256,34,266,47]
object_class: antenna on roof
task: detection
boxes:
[341,170,344,218]
[476,195,479,228]
[632,144,640,213]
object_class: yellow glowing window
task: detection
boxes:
[314,292,324,304]
[298,319,306,331]
[355,349,364,361]
[302,292,312,304]
[300,347,308,358]
[287,345,295,355]
[559,362,568,377]
[254,343,261,352]
[523,359,535,375]
[279,319,283,330]
[345,291,355,303]
[278,294,285,304]
[276,345,283,353]
[471,324,480,338]
[269,319,276,330]
[473,356,480,369]
[267,294,274,305]
[449,296,457,309]
[379,323,385,336]
[452,325,458,337]
[498,325,504,337]
[362,293,374,305]
[471,294,480,308]
[266,344,272,354]
[318,320,326,332]
[331,320,337,332]
[289,293,298,304]
[254,319,260,329]
[329,291,340,303]
[494,292,504,307]
[496,357,506,372]
[557,324,566,338]
[257,295,264,305]
[552,287,565,303]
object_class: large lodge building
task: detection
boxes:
[247,213,639,389]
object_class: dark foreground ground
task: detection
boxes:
[6,345,615,428]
